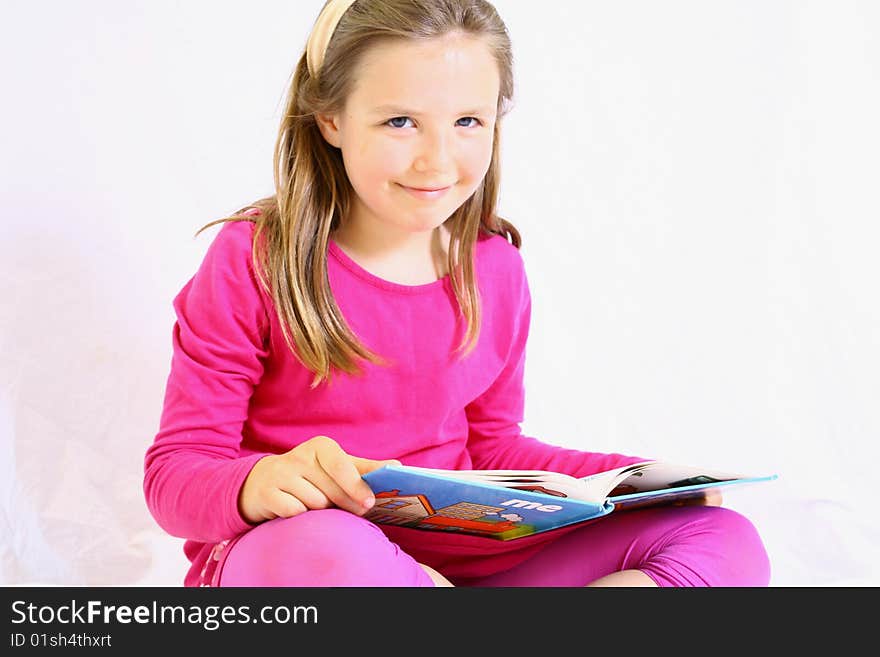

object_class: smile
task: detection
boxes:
[398,184,453,200]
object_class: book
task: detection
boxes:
[362,461,777,540]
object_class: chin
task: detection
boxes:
[394,211,452,234]
[406,221,447,235]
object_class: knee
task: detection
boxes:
[220,509,426,586]
[278,510,389,584]
[693,506,772,586]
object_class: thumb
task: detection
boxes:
[352,457,401,475]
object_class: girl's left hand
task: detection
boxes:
[676,489,723,507]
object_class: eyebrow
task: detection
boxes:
[370,104,496,116]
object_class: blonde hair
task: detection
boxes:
[198,0,520,388]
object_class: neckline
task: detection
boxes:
[328,238,452,295]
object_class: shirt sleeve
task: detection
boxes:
[464,248,645,478]
[143,221,271,544]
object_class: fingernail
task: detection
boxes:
[363,496,375,508]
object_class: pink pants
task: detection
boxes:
[215,505,770,587]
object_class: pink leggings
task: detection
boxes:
[217,505,770,587]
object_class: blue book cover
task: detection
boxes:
[362,466,614,540]
[362,463,777,540]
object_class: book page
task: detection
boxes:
[404,463,657,503]
[407,466,594,500]
[575,462,656,500]
[391,462,772,505]
[608,462,749,496]
[411,466,568,478]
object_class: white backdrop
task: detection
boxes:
[2,1,878,586]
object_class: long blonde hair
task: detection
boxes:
[198,0,520,388]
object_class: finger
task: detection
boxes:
[351,456,402,474]
[278,477,335,512]
[304,464,372,515]
[266,488,309,519]
[675,490,724,507]
[316,448,378,510]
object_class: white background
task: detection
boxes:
[1,1,878,586]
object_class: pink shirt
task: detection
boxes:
[143,220,641,585]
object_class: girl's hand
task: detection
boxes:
[238,435,399,524]
[674,489,724,508]
[699,489,723,506]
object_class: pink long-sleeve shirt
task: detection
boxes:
[144,219,641,585]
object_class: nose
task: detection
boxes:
[413,126,454,175]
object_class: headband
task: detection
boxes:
[306,0,358,78]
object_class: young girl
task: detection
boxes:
[144,0,771,587]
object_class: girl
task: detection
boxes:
[144,0,771,587]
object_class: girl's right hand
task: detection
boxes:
[237,435,400,524]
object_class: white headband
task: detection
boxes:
[306,0,358,78]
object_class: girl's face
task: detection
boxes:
[316,33,500,238]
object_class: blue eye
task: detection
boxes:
[384,116,483,129]
[387,116,413,129]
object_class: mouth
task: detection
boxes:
[398,183,454,200]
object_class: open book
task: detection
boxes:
[362,461,777,540]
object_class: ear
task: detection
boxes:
[315,112,342,148]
